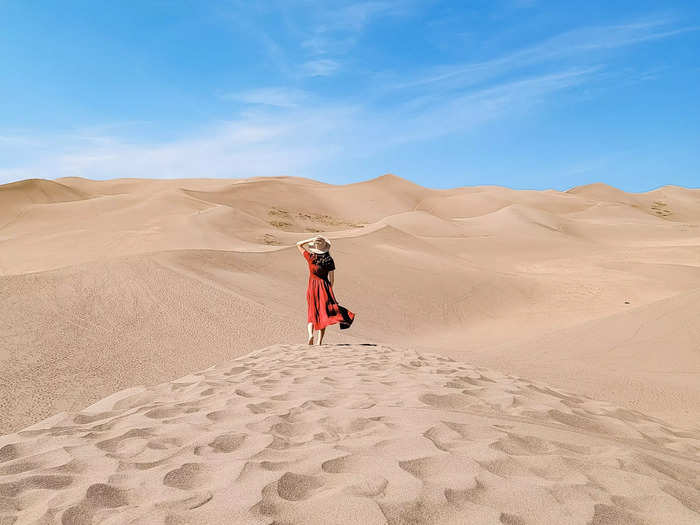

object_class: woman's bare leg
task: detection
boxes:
[307,323,314,345]
[318,327,326,345]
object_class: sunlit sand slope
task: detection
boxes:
[1,344,698,525]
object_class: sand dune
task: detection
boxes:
[0,226,541,434]
[446,289,700,425]
[568,182,700,223]
[0,179,89,227]
[0,178,88,207]
[567,182,641,205]
[1,344,698,524]
[1,174,699,522]
[1,174,699,432]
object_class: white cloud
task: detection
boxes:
[0,67,595,184]
[332,67,597,156]
[321,1,407,32]
[301,58,340,77]
[296,1,415,74]
[221,87,310,108]
[391,16,696,92]
[0,135,39,147]
[219,1,415,78]
[0,106,355,183]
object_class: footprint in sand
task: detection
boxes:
[163,463,209,490]
[61,483,130,525]
[0,443,27,463]
[275,472,324,501]
[0,474,73,497]
[96,428,152,454]
[144,406,184,419]
[208,432,246,453]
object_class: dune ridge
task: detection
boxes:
[1,343,698,524]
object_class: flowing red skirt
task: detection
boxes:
[307,275,355,330]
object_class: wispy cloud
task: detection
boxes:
[271,0,417,76]
[392,16,697,92]
[0,107,353,182]
[361,68,599,150]
[0,135,39,147]
[312,0,411,34]
[301,58,341,77]
[0,67,595,183]
[221,87,310,108]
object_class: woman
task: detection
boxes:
[296,235,355,345]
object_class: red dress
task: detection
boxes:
[303,250,355,330]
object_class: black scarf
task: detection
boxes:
[311,252,334,270]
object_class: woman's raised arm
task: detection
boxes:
[296,236,317,254]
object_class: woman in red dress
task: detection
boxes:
[296,235,355,345]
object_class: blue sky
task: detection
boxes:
[1,1,698,191]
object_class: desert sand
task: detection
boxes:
[0,174,699,523]
[1,343,699,524]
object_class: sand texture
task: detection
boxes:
[1,343,698,524]
[1,175,699,523]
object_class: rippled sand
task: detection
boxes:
[1,344,698,524]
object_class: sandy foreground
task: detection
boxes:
[0,174,699,523]
[1,343,698,524]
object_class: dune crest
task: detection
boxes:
[567,182,637,203]
[0,178,89,225]
[1,343,698,525]
[0,178,89,203]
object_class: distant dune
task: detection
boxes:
[567,181,639,204]
[0,179,89,226]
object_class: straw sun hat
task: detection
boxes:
[308,236,331,254]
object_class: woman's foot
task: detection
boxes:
[306,323,314,345]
